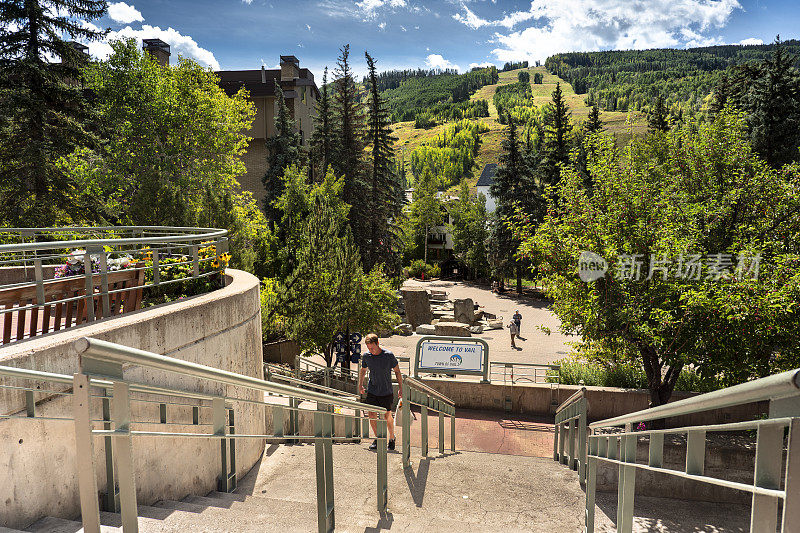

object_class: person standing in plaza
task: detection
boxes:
[513,310,524,340]
[358,333,403,450]
[508,320,519,349]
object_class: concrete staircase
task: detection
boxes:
[16,439,752,532]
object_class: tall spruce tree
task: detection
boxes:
[0,0,107,225]
[263,85,300,225]
[364,51,404,273]
[648,94,671,132]
[330,44,368,251]
[540,82,572,187]
[491,113,538,294]
[310,66,333,179]
[723,37,800,167]
[584,105,603,133]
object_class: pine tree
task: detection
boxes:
[310,66,333,179]
[0,0,107,225]
[364,51,404,273]
[330,44,368,250]
[584,105,604,133]
[491,113,539,294]
[540,82,573,186]
[263,86,300,225]
[647,94,671,132]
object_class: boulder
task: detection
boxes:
[400,287,433,328]
[394,323,413,336]
[453,298,475,325]
[416,324,436,335]
[484,318,504,330]
[470,325,484,334]
[435,321,472,337]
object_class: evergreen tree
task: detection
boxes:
[540,82,573,186]
[263,85,300,225]
[491,113,539,294]
[450,180,489,280]
[724,36,800,167]
[310,66,333,179]
[330,44,368,250]
[410,167,442,266]
[364,51,404,273]
[584,105,604,133]
[0,0,107,226]
[647,94,671,132]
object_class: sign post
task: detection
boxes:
[413,336,490,382]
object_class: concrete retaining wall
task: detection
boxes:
[416,378,767,427]
[0,269,265,529]
[263,339,300,366]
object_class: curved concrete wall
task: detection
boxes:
[0,269,265,529]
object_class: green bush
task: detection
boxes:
[404,260,440,279]
[550,357,723,393]
[414,112,436,129]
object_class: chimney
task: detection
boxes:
[261,65,266,84]
[142,38,170,67]
[280,55,300,81]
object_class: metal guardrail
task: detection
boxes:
[584,369,800,533]
[489,361,560,384]
[553,387,588,484]
[400,375,456,467]
[0,337,390,533]
[0,227,229,345]
[295,355,360,393]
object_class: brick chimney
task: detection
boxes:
[280,55,300,81]
[143,39,170,66]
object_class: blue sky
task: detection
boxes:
[87,0,800,79]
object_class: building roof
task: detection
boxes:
[216,68,319,99]
[476,163,497,187]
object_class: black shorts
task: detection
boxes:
[365,393,394,411]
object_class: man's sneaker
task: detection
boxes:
[388,438,396,451]
[369,439,378,450]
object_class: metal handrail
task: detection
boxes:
[589,368,800,429]
[583,370,800,533]
[400,374,457,467]
[555,386,586,415]
[553,387,588,484]
[268,372,359,400]
[404,376,455,406]
[0,226,227,253]
[75,338,383,414]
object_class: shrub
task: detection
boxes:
[518,71,530,83]
[414,112,437,129]
[550,357,723,393]
[404,260,440,279]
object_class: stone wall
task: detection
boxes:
[0,269,265,529]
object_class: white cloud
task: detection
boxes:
[378,21,386,29]
[107,2,144,24]
[739,37,763,45]
[355,0,407,18]
[451,0,743,63]
[306,24,312,31]
[87,25,220,70]
[426,53,460,71]
[469,61,495,69]
[242,0,253,3]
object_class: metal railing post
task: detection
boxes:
[421,403,429,457]
[568,418,576,470]
[553,413,560,461]
[83,251,96,322]
[451,411,456,452]
[648,432,664,467]
[273,405,284,438]
[102,388,119,512]
[323,405,335,530]
[782,418,800,531]
[112,381,139,532]
[213,398,231,492]
[750,423,783,532]
[439,410,445,455]
[578,401,587,483]
[73,373,101,533]
[585,435,598,533]
[377,417,388,511]
[558,422,566,464]
[617,426,636,533]
[98,252,110,318]
[314,408,328,533]
[402,384,411,467]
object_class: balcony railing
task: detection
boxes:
[0,226,228,345]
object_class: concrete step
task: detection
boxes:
[23,516,117,533]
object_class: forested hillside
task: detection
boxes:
[545,40,800,111]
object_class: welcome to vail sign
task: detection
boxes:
[414,336,490,382]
